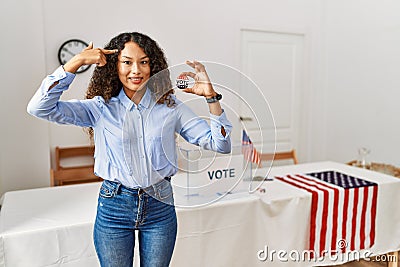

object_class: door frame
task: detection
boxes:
[236,23,312,162]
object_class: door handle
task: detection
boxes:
[239,116,253,121]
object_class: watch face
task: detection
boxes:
[58,39,90,73]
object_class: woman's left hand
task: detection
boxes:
[179,60,217,98]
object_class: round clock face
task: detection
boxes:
[58,39,90,73]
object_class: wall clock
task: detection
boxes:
[58,39,90,74]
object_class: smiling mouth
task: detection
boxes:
[129,77,143,84]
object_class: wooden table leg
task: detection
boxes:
[387,251,398,267]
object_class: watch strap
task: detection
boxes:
[206,93,222,103]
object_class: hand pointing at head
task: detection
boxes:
[63,42,118,73]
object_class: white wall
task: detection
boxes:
[324,0,400,165]
[0,0,326,195]
[0,0,50,195]
[41,0,324,161]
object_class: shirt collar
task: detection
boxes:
[117,87,154,111]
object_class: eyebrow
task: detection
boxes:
[121,55,149,60]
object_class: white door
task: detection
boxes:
[239,29,305,155]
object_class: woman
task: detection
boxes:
[27,32,232,267]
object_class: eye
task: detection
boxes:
[123,61,132,65]
[141,60,149,65]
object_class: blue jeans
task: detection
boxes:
[93,179,177,267]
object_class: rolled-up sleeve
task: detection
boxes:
[27,66,103,127]
[176,101,232,154]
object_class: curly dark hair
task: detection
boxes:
[85,32,174,105]
[84,32,175,139]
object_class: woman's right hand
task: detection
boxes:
[63,42,118,73]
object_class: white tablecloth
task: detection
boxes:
[1,161,399,266]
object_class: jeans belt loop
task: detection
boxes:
[115,182,121,195]
[151,182,159,195]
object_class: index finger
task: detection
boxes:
[101,48,119,55]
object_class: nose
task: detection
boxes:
[130,62,141,74]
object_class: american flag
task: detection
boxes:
[241,130,261,165]
[276,171,378,259]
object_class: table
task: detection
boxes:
[1,161,400,266]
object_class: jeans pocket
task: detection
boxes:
[156,180,173,200]
[99,180,117,198]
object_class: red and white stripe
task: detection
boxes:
[275,174,378,258]
[242,143,261,165]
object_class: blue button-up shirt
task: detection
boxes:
[27,66,232,188]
